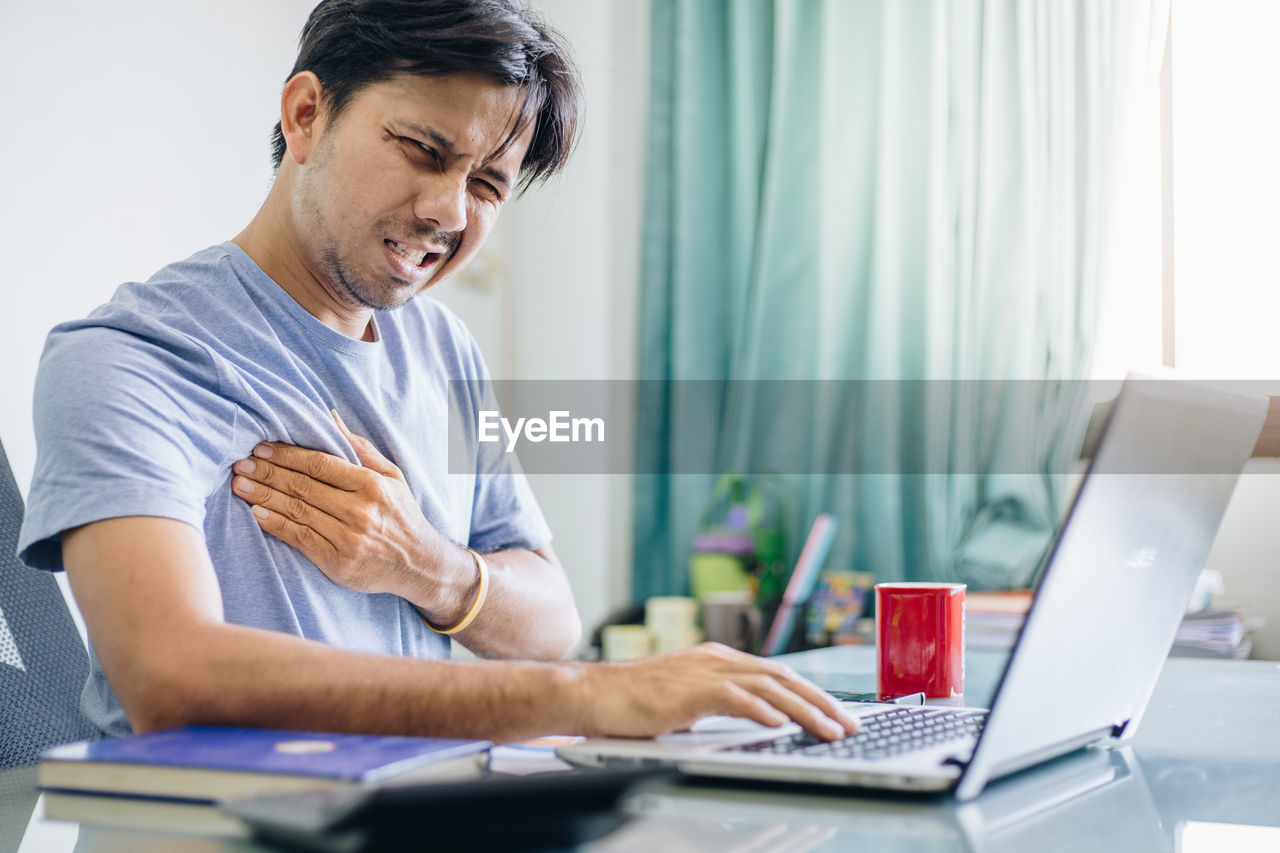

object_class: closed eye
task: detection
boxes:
[399,136,442,168]
[396,134,507,201]
[470,177,502,201]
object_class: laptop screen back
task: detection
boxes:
[955,379,1267,799]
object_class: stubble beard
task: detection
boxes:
[319,243,410,312]
[296,138,422,313]
[295,147,466,311]
[306,209,462,313]
[300,196,417,312]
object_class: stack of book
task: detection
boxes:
[1170,609,1264,659]
[962,588,1263,660]
[965,590,1033,651]
[39,726,491,837]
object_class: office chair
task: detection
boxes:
[0,438,98,770]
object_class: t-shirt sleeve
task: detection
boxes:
[18,321,238,572]
[454,331,552,555]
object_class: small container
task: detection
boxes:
[645,596,698,635]
[875,582,966,699]
[645,596,702,653]
[602,625,653,661]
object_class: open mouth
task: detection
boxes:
[386,239,443,268]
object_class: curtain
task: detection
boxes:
[634,0,1170,600]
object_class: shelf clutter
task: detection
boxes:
[963,571,1264,659]
[1171,608,1263,659]
[965,590,1033,651]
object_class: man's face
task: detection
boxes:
[292,71,529,311]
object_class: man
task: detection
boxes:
[18,0,856,744]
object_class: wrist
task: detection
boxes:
[424,547,488,635]
[563,661,605,737]
[402,531,470,617]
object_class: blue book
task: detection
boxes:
[39,727,491,803]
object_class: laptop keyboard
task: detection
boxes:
[729,707,987,761]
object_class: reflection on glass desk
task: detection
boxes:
[6,647,1280,852]
[590,745,1280,853]
[596,747,1145,853]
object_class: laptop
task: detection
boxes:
[559,376,1268,801]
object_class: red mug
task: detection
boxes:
[875,583,966,699]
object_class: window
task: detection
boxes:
[1092,0,1280,390]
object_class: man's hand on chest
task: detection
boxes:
[229,409,472,616]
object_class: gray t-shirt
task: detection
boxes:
[17,242,551,736]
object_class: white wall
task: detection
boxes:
[1,0,319,641]
[1202,462,1280,660]
[1,0,319,493]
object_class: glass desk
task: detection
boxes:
[7,647,1280,852]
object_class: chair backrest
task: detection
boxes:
[0,439,98,768]
[0,766,39,853]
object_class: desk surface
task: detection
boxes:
[7,647,1280,852]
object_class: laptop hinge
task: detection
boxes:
[983,726,1114,782]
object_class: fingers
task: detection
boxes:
[233,455,349,511]
[232,473,345,546]
[332,410,403,480]
[244,498,340,566]
[731,675,846,740]
[250,441,368,491]
[714,684,790,729]
[696,644,860,736]
[753,661,861,736]
[590,645,860,742]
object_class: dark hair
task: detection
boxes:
[270,0,581,193]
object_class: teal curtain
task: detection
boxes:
[634,0,1170,600]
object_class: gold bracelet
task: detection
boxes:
[426,547,490,635]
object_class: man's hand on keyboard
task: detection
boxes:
[573,643,861,742]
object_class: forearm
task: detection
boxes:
[62,517,581,740]
[66,517,857,745]
[410,545,582,661]
[132,620,585,742]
